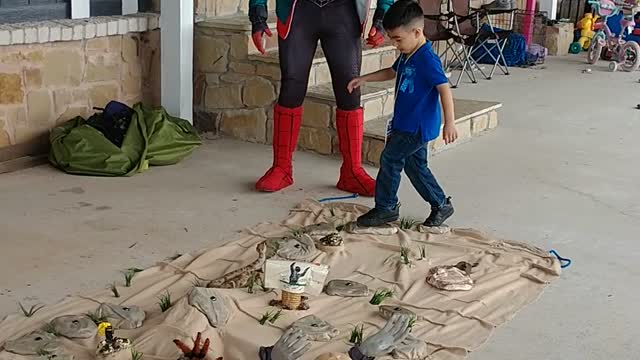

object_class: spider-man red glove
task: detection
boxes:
[249,4,272,54]
[366,8,386,48]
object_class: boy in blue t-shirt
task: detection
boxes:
[347,0,458,227]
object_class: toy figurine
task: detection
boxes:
[287,263,310,286]
[96,322,131,357]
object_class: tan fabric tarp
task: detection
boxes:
[0,200,562,360]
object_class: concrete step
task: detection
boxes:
[359,99,502,166]
[249,42,398,87]
[303,80,396,127]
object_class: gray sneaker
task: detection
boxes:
[423,197,454,227]
[357,204,400,227]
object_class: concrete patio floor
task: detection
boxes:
[1,56,639,359]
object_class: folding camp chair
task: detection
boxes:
[443,0,487,87]
[468,7,516,79]
[420,0,480,87]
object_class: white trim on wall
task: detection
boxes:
[160,0,194,123]
[71,0,90,19]
[122,0,138,15]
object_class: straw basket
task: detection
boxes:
[281,290,303,309]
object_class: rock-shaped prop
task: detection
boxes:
[316,233,344,253]
[426,263,475,291]
[418,224,451,234]
[273,234,318,260]
[344,222,398,236]
[4,331,62,355]
[188,287,233,327]
[325,280,369,297]
[51,315,97,339]
[289,315,340,342]
[96,303,146,329]
[379,305,416,321]
[391,334,429,359]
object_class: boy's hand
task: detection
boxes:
[443,122,458,144]
[347,77,366,93]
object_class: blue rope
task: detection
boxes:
[549,249,572,268]
[317,193,359,203]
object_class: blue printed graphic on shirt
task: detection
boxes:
[390,41,449,144]
[399,65,415,93]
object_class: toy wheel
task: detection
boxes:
[569,42,582,54]
[587,41,602,64]
[609,61,618,72]
[620,41,640,72]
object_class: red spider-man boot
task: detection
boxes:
[335,108,375,196]
[255,104,302,192]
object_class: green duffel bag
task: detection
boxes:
[49,102,201,176]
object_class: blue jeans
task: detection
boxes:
[375,130,446,210]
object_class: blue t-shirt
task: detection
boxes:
[391,41,448,143]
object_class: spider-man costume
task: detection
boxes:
[249,0,394,196]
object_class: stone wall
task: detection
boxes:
[192,7,386,143]
[0,30,161,155]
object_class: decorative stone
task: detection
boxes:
[96,303,146,329]
[205,85,243,109]
[89,84,119,109]
[229,62,255,74]
[426,265,474,291]
[302,101,331,129]
[25,69,42,89]
[379,305,416,321]
[344,221,398,235]
[366,139,385,165]
[42,48,83,86]
[298,127,333,155]
[230,34,248,60]
[256,64,280,80]
[270,234,318,260]
[188,287,233,327]
[27,90,52,125]
[0,73,24,104]
[195,35,228,73]
[4,331,62,355]
[390,334,429,360]
[51,314,98,339]
[85,55,121,82]
[325,280,369,297]
[242,77,275,107]
[219,108,266,143]
[289,315,340,342]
